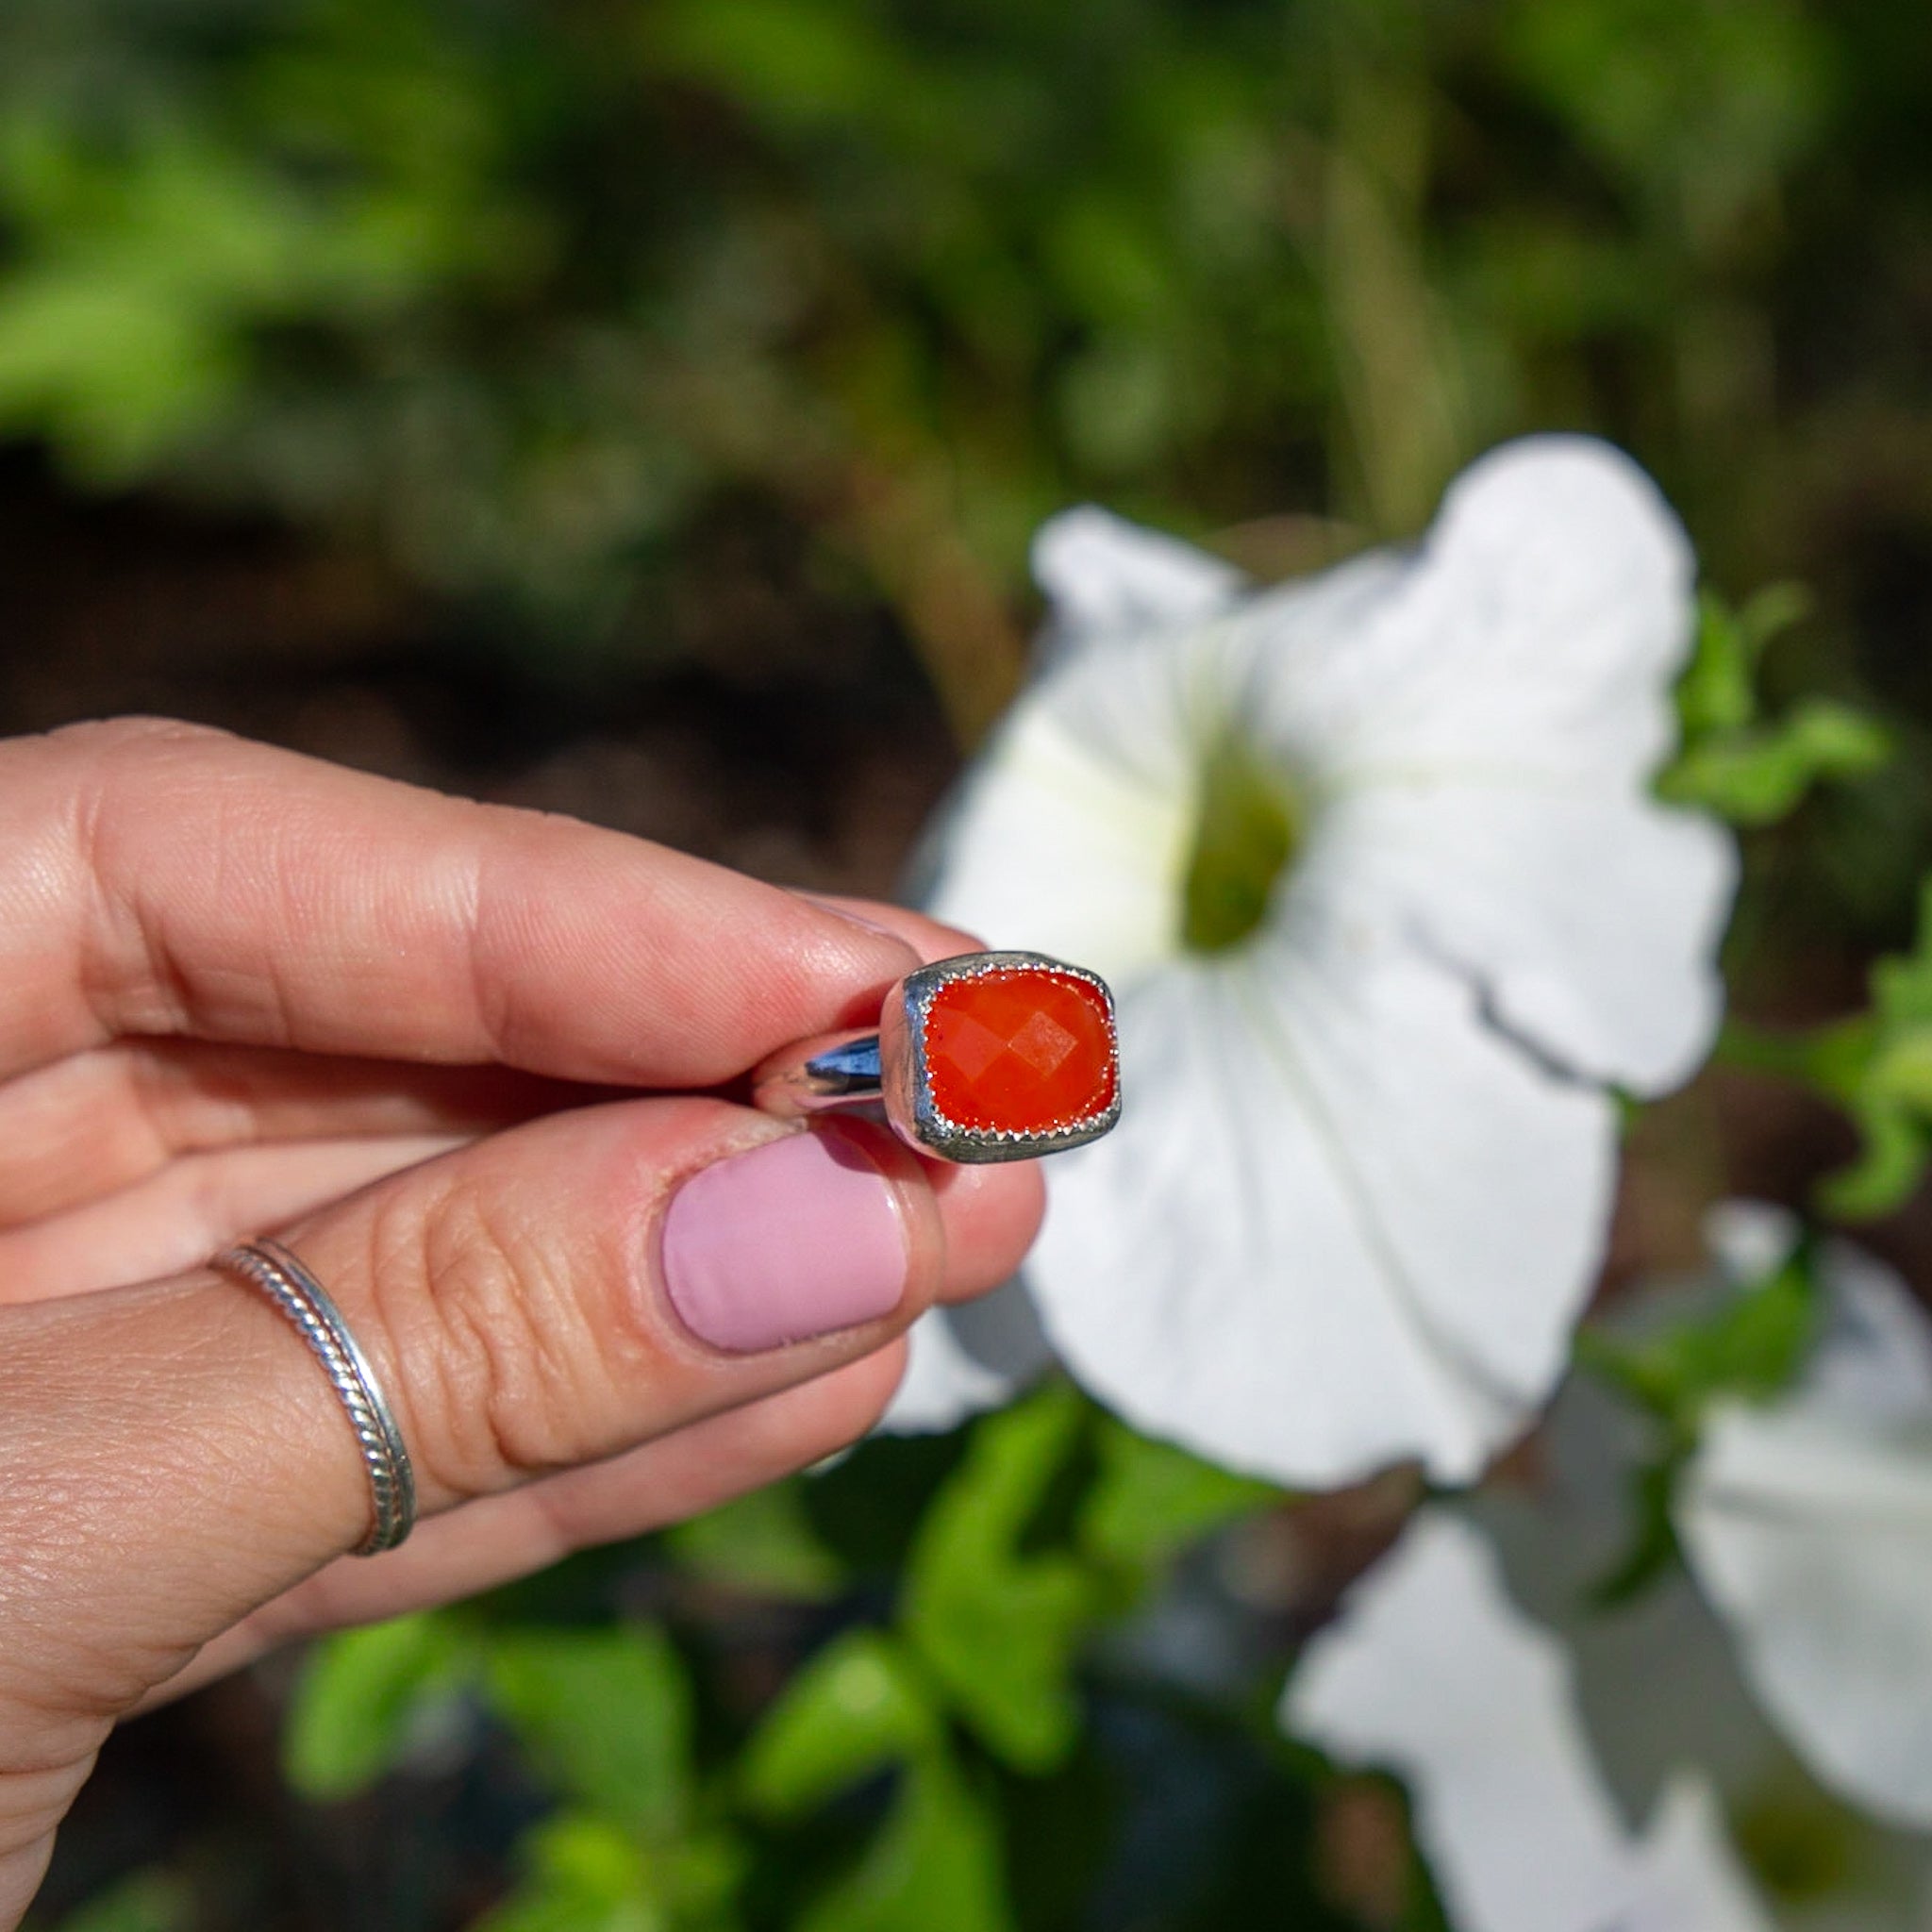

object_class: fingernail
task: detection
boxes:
[661,1129,908,1353]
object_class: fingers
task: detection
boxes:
[291,1100,938,1518]
[0,891,998,1233]
[140,1344,908,1707]
[0,1135,465,1307]
[0,1040,591,1228]
[803,893,986,966]
[0,720,922,1082]
[0,894,1006,1234]
[0,1089,1038,1731]
[924,1162,1046,1305]
[0,1111,1042,1316]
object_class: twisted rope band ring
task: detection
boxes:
[752,949,1122,1164]
[212,1238,417,1556]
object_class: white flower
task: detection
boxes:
[1676,1205,1932,1829]
[1285,1509,1772,1932]
[896,437,1735,1486]
[882,1276,1052,1433]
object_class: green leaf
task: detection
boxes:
[651,0,909,127]
[1077,1417,1278,1568]
[1811,878,1932,1218]
[1658,697,1890,824]
[483,1623,691,1835]
[1817,1091,1931,1220]
[1874,899,1932,1024]
[741,1629,940,1820]
[1581,1240,1821,1602]
[1580,1241,1817,1430]
[1585,1441,1690,1607]
[798,1757,1010,1932]
[664,1477,843,1601]
[471,1813,664,1932]
[902,1385,1097,1772]
[1674,584,1807,739]
[50,1871,190,1932]
[283,1611,476,1801]
[1724,881,1932,1219]
[1662,582,1887,829]
[1730,1780,1872,1906]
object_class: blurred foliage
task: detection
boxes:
[1725,875,1932,1218]
[283,1606,479,1801]
[49,1872,191,1932]
[1664,587,1890,826]
[1809,880,1932,1216]
[1579,1232,1819,1605]
[1585,1238,1819,1432]
[0,0,1927,777]
[272,1388,1294,1931]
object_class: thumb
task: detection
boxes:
[0,1097,955,1922]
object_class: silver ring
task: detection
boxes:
[750,949,1122,1164]
[212,1238,417,1556]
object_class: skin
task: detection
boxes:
[0,718,1045,1929]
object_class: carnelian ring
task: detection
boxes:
[749,950,1122,1164]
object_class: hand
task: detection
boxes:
[0,719,1043,1928]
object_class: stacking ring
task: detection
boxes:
[211,1238,417,1556]
[752,949,1121,1163]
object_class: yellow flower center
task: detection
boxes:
[1180,738,1299,953]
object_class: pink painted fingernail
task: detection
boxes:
[661,1129,908,1353]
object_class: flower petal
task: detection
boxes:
[881,1312,1024,1434]
[1025,929,1611,1488]
[1701,1200,1803,1287]
[1287,1512,1770,1932]
[922,441,1728,1488]
[1680,1403,1932,1830]
[1795,1242,1932,1425]
[1253,436,1696,784]
[1626,1774,1774,1932]
[1307,781,1735,1093]
[1285,1511,1643,1932]
[921,696,1196,986]
[1676,1221,1932,1828]
[925,546,1411,988]
[1032,506,1245,656]
[878,1281,1053,1435]
[1241,437,1729,1094]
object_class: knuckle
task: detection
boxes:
[371,1167,618,1499]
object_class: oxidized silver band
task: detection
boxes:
[213,1238,417,1556]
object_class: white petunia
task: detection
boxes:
[1284,1509,1771,1932]
[882,1278,1054,1434]
[895,437,1735,1485]
[1676,1206,1932,1829]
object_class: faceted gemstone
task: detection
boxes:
[923,968,1117,1135]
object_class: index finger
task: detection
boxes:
[0,720,922,1084]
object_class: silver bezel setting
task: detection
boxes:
[884,950,1121,1164]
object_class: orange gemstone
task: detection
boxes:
[923,969,1117,1135]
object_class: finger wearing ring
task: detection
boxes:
[211,1239,416,1556]
[751,950,1121,1163]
